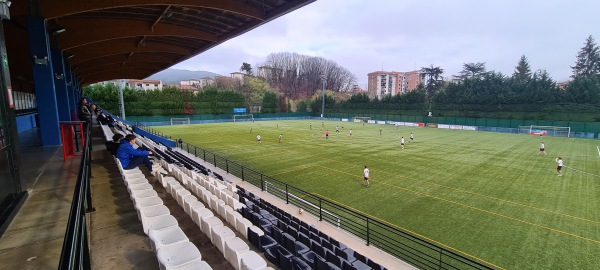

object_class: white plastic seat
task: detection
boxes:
[208,194,219,211]
[200,189,211,204]
[226,196,244,210]
[211,225,235,253]
[143,215,178,234]
[127,182,153,193]
[162,176,177,188]
[131,189,158,201]
[239,251,267,270]
[139,205,170,223]
[192,208,214,226]
[216,199,227,218]
[182,195,198,215]
[135,196,164,210]
[176,189,192,206]
[247,226,264,241]
[156,241,202,270]
[235,218,253,239]
[169,260,212,270]
[148,226,189,251]
[169,184,185,199]
[229,211,244,228]
[124,177,148,187]
[200,215,223,236]
[225,237,250,269]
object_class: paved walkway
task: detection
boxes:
[0,143,79,269]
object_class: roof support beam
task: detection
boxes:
[65,38,190,65]
[75,62,170,75]
[41,0,265,21]
[57,18,218,50]
[72,53,174,68]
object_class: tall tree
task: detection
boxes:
[420,65,444,100]
[571,35,600,78]
[459,62,487,79]
[240,62,253,75]
[262,52,357,99]
[513,55,532,81]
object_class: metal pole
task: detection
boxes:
[321,75,325,118]
[118,87,126,120]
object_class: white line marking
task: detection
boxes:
[564,165,600,178]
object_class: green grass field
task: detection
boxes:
[154,120,600,269]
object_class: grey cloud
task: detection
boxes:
[175,0,600,84]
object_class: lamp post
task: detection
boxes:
[320,74,326,118]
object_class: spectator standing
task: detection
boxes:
[78,98,92,131]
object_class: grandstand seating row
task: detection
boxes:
[106,123,273,269]
[107,119,387,270]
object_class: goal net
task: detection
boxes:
[233,114,254,122]
[170,118,190,125]
[518,125,571,137]
[353,117,371,123]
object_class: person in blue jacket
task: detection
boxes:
[116,134,159,172]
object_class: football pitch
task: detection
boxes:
[154,120,600,269]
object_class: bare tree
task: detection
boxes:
[261,52,357,99]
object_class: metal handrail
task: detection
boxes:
[137,124,494,269]
[58,123,93,269]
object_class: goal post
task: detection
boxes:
[518,125,571,137]
[170,118,190,125]
[233,114,254,122]
[353,117,371,123]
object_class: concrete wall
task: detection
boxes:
[16,114,37,133]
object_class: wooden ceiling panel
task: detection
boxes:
[4,0,316,86]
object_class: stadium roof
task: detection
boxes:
[4,0,315,89]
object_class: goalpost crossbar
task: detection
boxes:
[518,125,571,137]
[233,114,254,122]
[353,116,371,123]
[170,118,191,125]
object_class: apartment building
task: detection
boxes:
[127,79,163,91]
[367,70,425,99]
[99,79,163,91]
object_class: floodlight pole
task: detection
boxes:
[118,87,126,120]
[321,74,326,118]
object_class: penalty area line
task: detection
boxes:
[564,165,600,178]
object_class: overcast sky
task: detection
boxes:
[172,0,600,87]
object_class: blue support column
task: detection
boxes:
[64,63,76,120]
[51,49,70,121]
[27,17,61,146]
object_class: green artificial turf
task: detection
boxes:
[155,120,600,269]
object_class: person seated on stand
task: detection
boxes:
[116,134,160,173]
[97,112,115,127]
[105,134,124,156]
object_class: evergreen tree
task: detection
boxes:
[459,62,486,79]
[571,35,600,77]
[513,55,532,81]
[420,65,444,100]
[240,62,253,75]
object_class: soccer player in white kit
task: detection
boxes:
[556,157,563,176]
[401,137,405,149]
[538,142,546,155]
[257,134,261,144]
[410,132,414,142]
[363,166,370,187]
